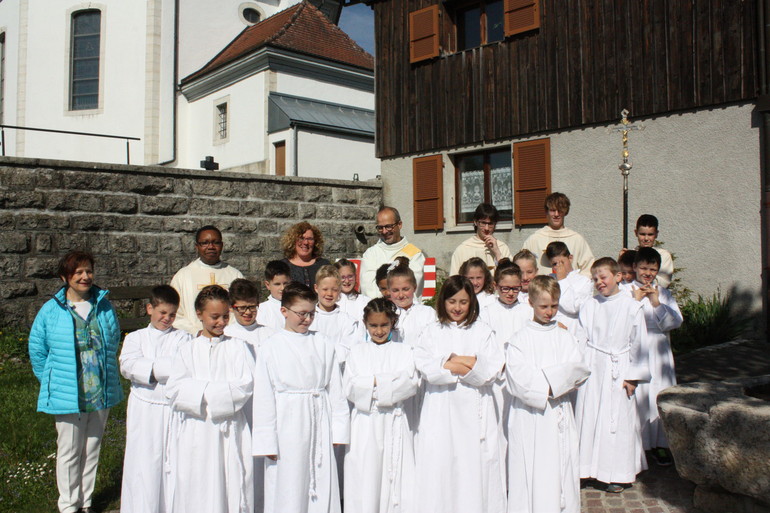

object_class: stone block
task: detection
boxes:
[239,200,261,216]
[25,257,59,278]
[232,218,258,234]
[0,167,36,189]
[34,168,63,188]
[120,255,168,275]
[189,198,214,215]
[0,256,21,276]
[46,192,104,212]
[110,235,138,253]
[262,202,298,219]
[0,213,15,228]
[359,188,382,207]
[141,196,190,215]
[15,213,70,230]
[0,190,45,209]
[159,237,183,253]
[192,179,247,198]
[71,214,125,232]
[173,179,193,196]
[257,219,278,234]
[225,255,250,272]
[103,194,138,214]
[55,233,109,254]
[127,216,165,232]
[332,188,358,204]
[135,235,159,253]
[215,200,242,216]
[236,235,264,253]
[0,233,29,253]
[35,234,52,253]
[125,175,175,195]
[75,193,103,212]
[0,281,37,299]
[298,204,316,219]
[304,186,332,203]
[61,170,116,191]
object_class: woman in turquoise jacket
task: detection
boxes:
[28,251,123,513]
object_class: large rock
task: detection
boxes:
[658,375,770,512]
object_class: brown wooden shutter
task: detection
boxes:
[504,0,540,37]
[409,5,440,63]
[513,138,550,225]
[413,154,444,230]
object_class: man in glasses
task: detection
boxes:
[170,225,243,334]
[359,206,425,298]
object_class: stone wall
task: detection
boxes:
[0,156,383,326]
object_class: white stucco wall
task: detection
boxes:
[297,128,377,180]
[0,0,20,153]
[381,103,761,307]
[275,72,374,110]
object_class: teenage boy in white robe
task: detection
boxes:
[546,241,593,339]
[165,285,254,513]
[576,258,649,494]
[119,285,191,513]
[252,283,350,513]
[506,276,590,513]
[257,261,292,331]
[629,248,683,465]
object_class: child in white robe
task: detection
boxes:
[257,260,292,331]
[165,285,254,513]
[576,258,649,493]
[512,249,539,321]
[311,265,361,365]
[119,285,191,513]
[343,298,419,513]
[630,248,683,462]
[386,259,436,345]
[617,250,637,294]
[506,276,590,513]
[480,258,527,348]
[335,259,371,323]
[546,242,593,338]
[460,256,497,309]
[414,275,507,513]
[252,283,350,513]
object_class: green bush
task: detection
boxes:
[671,291,752,354]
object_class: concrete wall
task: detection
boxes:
[381,103,761,307]
[0,156,382,326]
[298,129,378,181]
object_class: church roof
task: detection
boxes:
[183,2,373,84]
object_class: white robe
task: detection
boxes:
[119,325,191,513]
[553,270,593,339]
[310,306,361,364]
[337,292,371,323]
[252,330,350,513]
[576,292,649,484]
[414,321,507,513]
[170,259,244,334]
[257,296,285,331]
[343,341,419,513]
[627,282,683,449]
[477,290,497,310]
[480,300,529,349]
[506,321,590,513]
[449,236,513,275]
[395,303,437,346]
[522,227,595,278]
[359,238,426,298]
[165,335,254,513]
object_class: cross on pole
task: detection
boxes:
[610,109,644,249]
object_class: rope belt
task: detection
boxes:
[586,343,631,433]
[280,388,326,499]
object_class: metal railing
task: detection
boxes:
[0,124,141,164]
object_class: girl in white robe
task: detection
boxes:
[312,265,362,365]
[252,283,350,513]
[480,259,528,347]
[460,257,497,309]
[119,286,191,513]
[386,260,436,345]
[344,298,419,513]
[414,276,507,513]
[165,285,254,513]
[506,276,590,513]
[335,259,371,323]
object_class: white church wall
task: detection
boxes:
[381,103,761,308]
[275,72,374,110]
[297,128,377,181]
[0,0,21,153]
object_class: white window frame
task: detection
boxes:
[213,95,230,145]
[238,3,265,26]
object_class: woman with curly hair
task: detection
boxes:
[280,221,331,288]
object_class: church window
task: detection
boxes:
[242,7,261,24]
[214,97,230,144]
[70,10,101,111]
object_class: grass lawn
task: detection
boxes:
[0,329,127,513]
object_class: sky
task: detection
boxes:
[338,4,375,56]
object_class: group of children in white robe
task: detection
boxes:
[118,214,683,513]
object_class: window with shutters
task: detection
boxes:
[504,0,540,37]
[454,149,512,224]
[413,155,444,230]
[69,10,101,111]
[513,138,551,225]
[455,0,505,51]
[409,5,440,63]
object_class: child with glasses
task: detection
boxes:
[225,278,276,360]
[252,283,350,513]
[334,259,370,323]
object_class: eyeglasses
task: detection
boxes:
[340,274,356,281]
[499,286,522,294]
[298,237,315,243]
[375,223,398,232]
[232,304,258,314]
[476,221,496,228]
[197,240,223,247]
[287,309,316,320]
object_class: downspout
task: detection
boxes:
[759,0,770,335]
[293,124,299,176]
[158,0,179,166]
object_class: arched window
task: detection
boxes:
[70,9,101,110]
[242,7,261,24]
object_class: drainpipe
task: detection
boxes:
[158,0,179,166]
[759,0,770,335]
[293,124,299,176]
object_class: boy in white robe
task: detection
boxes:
[343,297,419,513]
[623,214,674,288]
[257,261,291,331]
[618,250,637,293]
[506,276,590,513]
[252,283,350,513]
[576,258,650,493]
[512,249,539,323]
[630,248,683,463]
[166,285,254,513]
[546,242,593,339]
[119,285,191,513]
[310,266,361,365]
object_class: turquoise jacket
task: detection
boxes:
[28,286,124,415]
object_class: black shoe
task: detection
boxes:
[651,447,673,467]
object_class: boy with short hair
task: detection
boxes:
[226,278,276,358]
[576,258,649,493]
[257,260,292,331]
[311,265,361,365]
[119,285,192,513]
[617,250,637,292]
[632,214,674,288]
[631,248,683,464]
[522,192,595,277]
[506,275,591,513]
[252,283,350,513]
[546,241,594,337]
[450,203,513,275]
